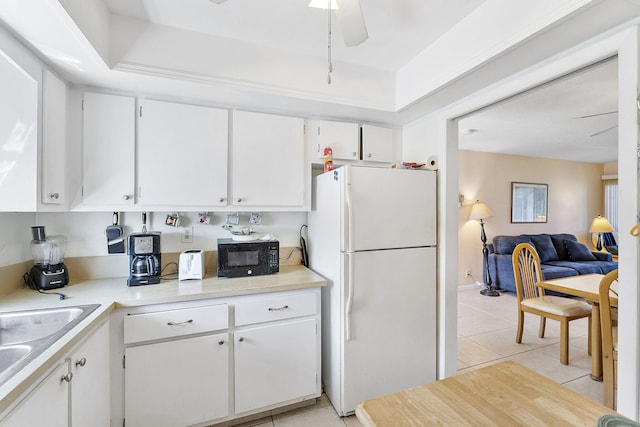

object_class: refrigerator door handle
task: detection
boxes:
[345,252,354,341]
[345,178,353,252]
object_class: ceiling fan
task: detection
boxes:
[573,111,618,137]
[210,0,368,47]
[210,0,368,83]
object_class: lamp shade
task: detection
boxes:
[469,201,493,221]
[589,215,614,233]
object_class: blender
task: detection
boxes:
[28,226,69,290]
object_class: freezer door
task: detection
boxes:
[340,247,437,416]
[342,166,436,252]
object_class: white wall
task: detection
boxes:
[34,211,306,258]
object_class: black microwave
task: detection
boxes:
[217,238,279,278]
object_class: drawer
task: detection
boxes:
[235,292,317,326]
[124,304,228,344]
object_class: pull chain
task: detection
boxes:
[327,0,332,84]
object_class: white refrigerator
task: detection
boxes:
[308,165,437,416]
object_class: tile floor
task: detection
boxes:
[232,286,602,426]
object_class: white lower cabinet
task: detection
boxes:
[124,333,230,427]
[71,321,110,427]
[234,318,318,414]
[0,362,68,427]
[0,320,110,427]
[119,288,321,426]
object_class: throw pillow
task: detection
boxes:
[493,236,532,255]
[551,234,578,260]
[564,240,597,261]
[525,234,559,263]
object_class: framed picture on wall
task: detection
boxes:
[511,182,548,223]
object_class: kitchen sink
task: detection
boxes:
[0,304,100,386]
[0,345,32,373]
[0,307,85,346]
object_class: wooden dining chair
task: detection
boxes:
[512,243,592,364]
[599,269,618,409]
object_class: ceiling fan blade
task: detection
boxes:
[573,111,617,119]
[336,0,368,47]
[590,125,618,137]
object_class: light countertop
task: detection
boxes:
[0,265,326,413]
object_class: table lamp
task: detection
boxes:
[589,215,614,251]
[469,201,499,297]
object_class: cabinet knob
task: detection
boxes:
[219,197,225,203]
[367,153,372,158]
[49,192,60,200]
[218,340,225,345]
[236,198,243,203]
[75,357,87,367]
[60,372,73,383]
[122,194,131,201]
[238,337,245,343]
[352,152,357,157]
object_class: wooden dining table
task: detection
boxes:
[355,361,618,426]
[537,273,618,381]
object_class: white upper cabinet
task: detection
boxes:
[138,99,228,206]
[82,92,136,206]
[232,111,306,208]
[317,120,360,161]
[361,124,394,163]
[0,48,38,212]
[41,70,67,206]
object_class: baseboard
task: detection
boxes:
[458,282,483,291]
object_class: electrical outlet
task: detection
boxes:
[181,226,194,243]
[465,269,471,277]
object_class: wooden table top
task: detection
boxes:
[538,273,618,304]
[355,361,618,426]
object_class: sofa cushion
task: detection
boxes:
[550,234,578,260]
[539,264,579,280]
[546,260,602,275]
[523,234,559,263]
[564,240,597,261]
[493,235,532,255]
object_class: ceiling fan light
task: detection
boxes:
[309,0,338,10]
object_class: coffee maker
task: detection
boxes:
[128,232,161,286]
[28,226,69,290]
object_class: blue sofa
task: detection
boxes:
[487,233,618,293]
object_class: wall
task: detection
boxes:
[458,150,604,285]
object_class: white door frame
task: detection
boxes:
[435,26,640,418]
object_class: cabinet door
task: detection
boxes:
[125,333,229,427]
[0,48,38,211]
[71,321,110,427]
[41,70,66,206]
[361,124,393,162]
[82,92,135,205]
[234,318,318,414]
[0,362,68,427]
[138,100,228,206]
[232,111,305,207]
[318,120,359,160]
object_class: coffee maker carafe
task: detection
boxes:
[128,232,161,286]
[28,226,69,290]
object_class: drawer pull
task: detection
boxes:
[268,305,289,311]
[167,319,194,326]
[60,372,73,383]
[75,357,87,367]
[238,337,245,342]
[218,340,225,345]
